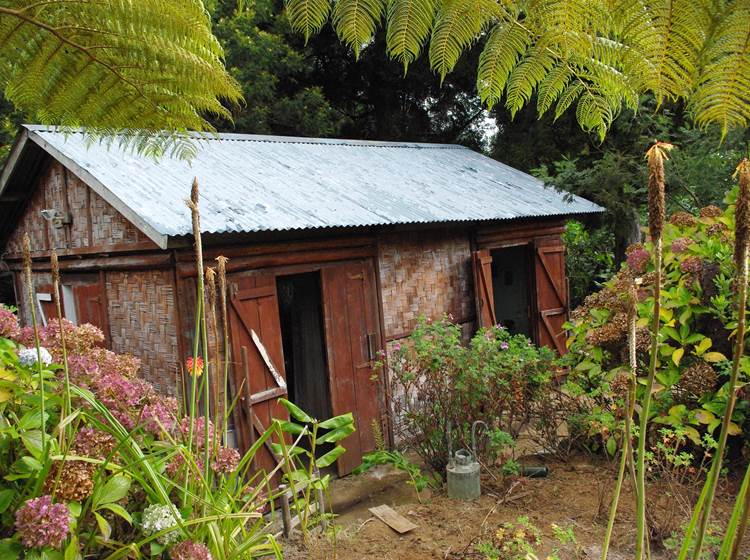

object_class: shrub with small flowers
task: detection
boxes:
[378,316,554,473]
[171,540,214,560]
[563,194,749,461]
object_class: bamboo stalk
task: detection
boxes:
[216,255,231,443]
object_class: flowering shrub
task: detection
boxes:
[379,316,555,472]
[0,307,348,559]
[563,193,748,457]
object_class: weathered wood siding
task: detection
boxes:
[9,159,179,393]
[377,228,474,341]
[5,160,151,256]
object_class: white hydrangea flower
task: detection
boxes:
[18,347,53,367]
[141,504,182,545]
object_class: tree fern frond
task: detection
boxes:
[554,80,584,118]
[690,1,750,136]
[477,22,531,108]
[504,45,555,116]
[536,64,573,115]
[574,85,614,139]
[332,0,387,57]
[284,0,332,42]
[385,0,439,68]
[429,0,501,81]
[0,0,242,158]
[640,0,711,101]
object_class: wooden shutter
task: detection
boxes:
[228,273,288,473]
[472,249,496,327]
[533,240,568,354]
[322,261,382,476]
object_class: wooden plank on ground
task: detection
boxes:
[368,505,417,534]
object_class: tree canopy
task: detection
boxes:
[0,1,242,156]
[284,0,750,139]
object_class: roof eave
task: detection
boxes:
[24,128,169,250]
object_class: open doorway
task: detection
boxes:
[276,272,331,421]
[491,245,532,337]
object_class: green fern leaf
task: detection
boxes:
[536,64,572,115]
[429,0,501,82]
[690,2,750,136]
[477,22,531,109]
[504,45,555,116]
[385,0,439,67]
[332,0,387,57]
[285,0,332,42]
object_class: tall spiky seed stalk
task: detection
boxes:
[50,251,71,445]
[206,266,221,445]
[22,234,47,459]
[216,255,230,442]
[636,141,672,560]
[683,159,750,560]
[601,280,639,560]
[187,178,212,498]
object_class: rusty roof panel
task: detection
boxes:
[22,126,603,243]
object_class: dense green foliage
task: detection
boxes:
[379,317,555,472]
[0,312,351,559]
[0,1,242,157]
[563,195,747,459]
[282,0,750,138]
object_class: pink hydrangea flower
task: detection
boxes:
[178,417,215,449]
[626,246,650,274]
[141,397,178,436]
[170,540,213,560]
[671,237,694,254]
[500,341,509,350]
[212,447,241,474]
[15,495,70,550]
[166,452,204,480]
[0,306,20,339]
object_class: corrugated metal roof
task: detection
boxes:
[19,125,602,248]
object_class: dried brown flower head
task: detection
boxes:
[673,362,718,404]
[669,211,697,228]
[43,460,96,502]
[700,205,722,219]
[645,141,673,239]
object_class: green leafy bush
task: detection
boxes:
[563,193,748,459]
[380,317,555,473]
[0,310,350,559]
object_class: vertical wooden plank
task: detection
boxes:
[532,237,568,354]
[472,249,496,327]
[322,260,383,475]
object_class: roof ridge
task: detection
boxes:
[23,125,468,150]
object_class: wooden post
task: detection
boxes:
[241,345,257,471]
[279,484,292,538]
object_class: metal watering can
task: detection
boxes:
[446,420,485,500]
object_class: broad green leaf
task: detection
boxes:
[18,455,42,473]
[95,475,130,507]
[64,535,80,560]
[605,436,616,456]
[684,426,701,445]
[315,445,347,468]
[18,409,48,431]
[94,512,111,541]
[695,337,712,355]
[269,443,307,457]
[68,502,82,518]
[21,431,44,459]
[727,422,742,436]
[99,503,132,524]
[695,410,716,424]
[0,540,21,560]
[704,352,728,362]
[672,347,684,366]
[316,424,356,444]
[277,421,307,435]
[0,488,13,513]
[278,398,314,423]
[318,412,355,430]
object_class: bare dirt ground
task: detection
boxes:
[285,455,749,559]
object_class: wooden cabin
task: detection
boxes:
[0,126,602,474]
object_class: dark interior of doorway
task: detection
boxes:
[0,273,16,308]
[491,245,532,338]
[276,272,332,423]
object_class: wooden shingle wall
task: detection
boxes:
[378,228,474,340]
[105,270,180,395]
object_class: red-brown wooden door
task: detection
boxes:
[472,249,496,328]
[321,260,382,476]
[533,239,568,354]
[228,273,289,474]
[72,282,107,332]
